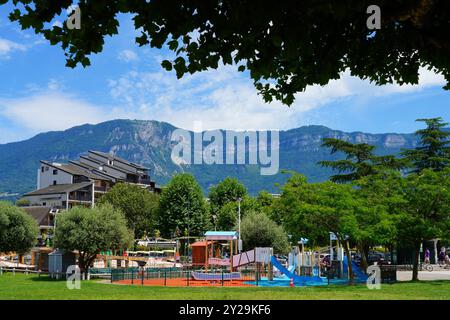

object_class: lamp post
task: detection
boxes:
[237,197,242,253]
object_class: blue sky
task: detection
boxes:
[0,5,449,144]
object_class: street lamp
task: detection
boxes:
[237,197,242,253]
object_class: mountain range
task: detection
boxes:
[0,119,419,198]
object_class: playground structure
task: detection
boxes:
[278,234,368,284]
[110,230,368,287]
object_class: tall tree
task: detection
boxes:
[279,174,361,280]
[3,1,449,105]
[256,191,282,223]
[396,169,450,281]
[354,171,403,270]
[208,177,248,230]
[98,183,159,239]
[215,196,259,230]
[208,177,247,215]
[279,172,400,279]
[402,117,450,173]
[54,204,133,277]
[357,168,450,281]
[320,138,404,183]
[157,173,209,238]
[0,201,38,254]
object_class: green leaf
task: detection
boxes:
[161,59,173,71]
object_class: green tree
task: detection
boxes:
[280,174,364,280]
[208,177,247,214]
[320,138,404,183]
[354,171,403,270]
[396,169,450,281]
[402,117,450,173]
[54,204,133,277]
[98,183,159,239]
[256,191,275,208]
[256,191,283,224]
[215,196,259,230]
[0,201,38,254]
[157,173,209,238]
[3,1,449,105]
[15,198,30,207]
[357,168,450,281]
[241,211,290,254]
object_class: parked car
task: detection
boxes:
[353,252,391,266]
[367,252,391,265]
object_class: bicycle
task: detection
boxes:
[419,262,433,272]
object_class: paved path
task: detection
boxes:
[397,270,450,281]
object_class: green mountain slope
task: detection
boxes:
[0,119,417,197]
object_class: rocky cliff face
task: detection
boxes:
[0,120,418,197]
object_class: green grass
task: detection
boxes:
[0,274,449,300]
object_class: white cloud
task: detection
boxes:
[47,79,62,91]
[0,37,26,58]
[0,93,110,132]
[118,49,139,62]
[107,65,446,132]
[0,63,446,144]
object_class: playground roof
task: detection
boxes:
[205,231,238,241]
[190,241,213,247]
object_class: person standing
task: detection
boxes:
[438,247,446,264]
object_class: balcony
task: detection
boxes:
[68,195,92,202]
[137,178,153,185]
[94,186,110,193]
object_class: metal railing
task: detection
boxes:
[0,267,67,279]
[2,264,402,286]
[110,267,256,287]
[94,186,110,192]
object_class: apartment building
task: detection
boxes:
[23,150,160,210]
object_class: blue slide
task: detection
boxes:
[270,256,323,284]
[343,256,368,281]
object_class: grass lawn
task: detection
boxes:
[0,273,449,300]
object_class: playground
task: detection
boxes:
[106,231,372,288]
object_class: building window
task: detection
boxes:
[53,169,58,175]
[42,202,46,206]
[41,167,45,173]
[53,180,57,185]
